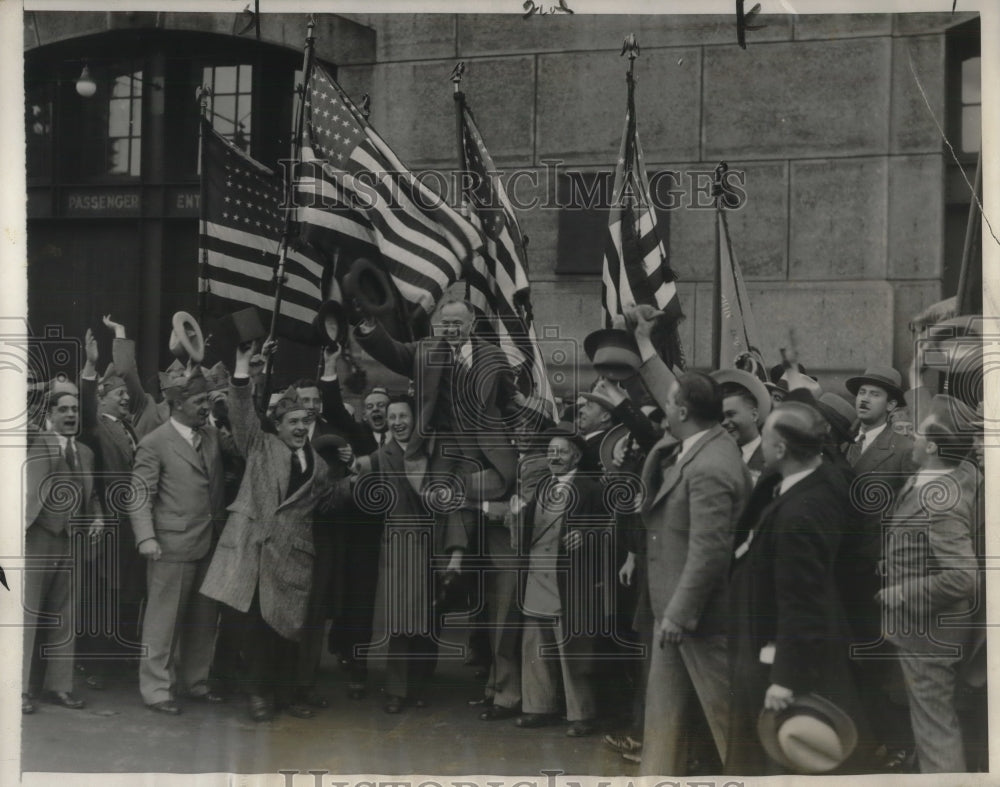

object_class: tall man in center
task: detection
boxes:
[353,299,518,662]
[628,307,752,776]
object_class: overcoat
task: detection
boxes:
[200,381,346,641]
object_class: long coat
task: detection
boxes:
[130,418,226,562]
[199,381,346,641]
[355,322,517,491]
[726,461,865,774]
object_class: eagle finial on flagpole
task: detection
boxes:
[621,33,640,61]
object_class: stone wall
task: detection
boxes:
[339,12,977,394]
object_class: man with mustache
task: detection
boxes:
[130,365,227,715]
[844,366,915,488]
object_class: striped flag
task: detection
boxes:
[295,64,482,315]
[198,120,326,344]
[716,209,767,375]
[601,83,685,370]
[459,101,556,417]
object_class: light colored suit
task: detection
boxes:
[130,416,226,704]
[200,381,345,641]
[23,432,101,695]
[637,357,751,776]
[885,462,980,773]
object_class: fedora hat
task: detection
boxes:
[342,257,395,317]
[845,366,905,403]
[543,421,587,452]
[168,311,205,364]
[758,693,858,774]
[815,392,857,444]
[313,299,348,347]
[579,391,618,416]
[313,433,351,476]
[711,368,772,422]
[584,329,641,382]
[599,422,631,474]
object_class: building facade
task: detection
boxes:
[24,11,981,394]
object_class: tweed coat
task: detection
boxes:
[200,380,348,641]
[25,431,102,531]
[130,417,226,562]
[355,322,517,492]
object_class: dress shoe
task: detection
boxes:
[22,694,36,714]
[248,695,274,722]
[467,696,493,707]
[515,713,558,729]
[146,700,182,716]
[283,702,315,719]
[566,719,597,737]
[480,704,520,721]
[603,733,642,754]
[384,695,404,714]
[41,690,86,710]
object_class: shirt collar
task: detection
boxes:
[678,428,712,461]
[457,341,474,368]
[54,433,70,450]
[779,465,819,496]
[858,421,888,449]
[555,469,578,484]
[911,467,954,489]
[170,417,194,443]
[584,429,605,442]
[741,434,762,465]
[101,412,120,423]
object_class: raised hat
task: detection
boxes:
[210,307,267,349]
[313,299,348,347]
[543,421,587,452]
[845,366,905,403]
[168,311,205,364]
[313,433,350,473]
[758,693,858,774]
[342,257,395,317]
[712,368,772,422]
[599,422,631,474]
[584,329,641,382]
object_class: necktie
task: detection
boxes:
[191,427,202,453]
[846,432,865,465]
[64,437,78,471]
[122,419,138,453]
[292,449,305,474]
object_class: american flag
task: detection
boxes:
[295,64,482,315]
[459,102,556,415]
[198,121,325,344]
[601,86,685,370]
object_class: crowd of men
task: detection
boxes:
[21,299,987,776]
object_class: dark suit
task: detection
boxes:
[23,433,102,695]
[79,378,145,655]
[130,418,226,705]
[358,438,437,700]
[637,356,752,776]
[726,462,866,775]
[578,429,607,475]
[519,471,611,722]
[848,423,916,492]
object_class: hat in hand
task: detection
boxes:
[758,693,858,774]
[584,329,641,381]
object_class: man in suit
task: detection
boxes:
[726,402,866,775]
[352,298,517,578]
[628,308,751,776]
[877,395,980,773]
[845,366,916,488]
[349,396,437,712]
[22,384,104,714]
[200,341,351,722]
[130,365,226,715]
[78,328,145,687]
[99,315,171,441]
[712,369,771,485]
[515,426,611,737]
[313,347,388,699]
[576,391,617,474]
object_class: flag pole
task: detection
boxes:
[196,87,212,330]
[956,148,982,316]
[261,15,316,415]
[451,61,471,301]
[711,162,727,370]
